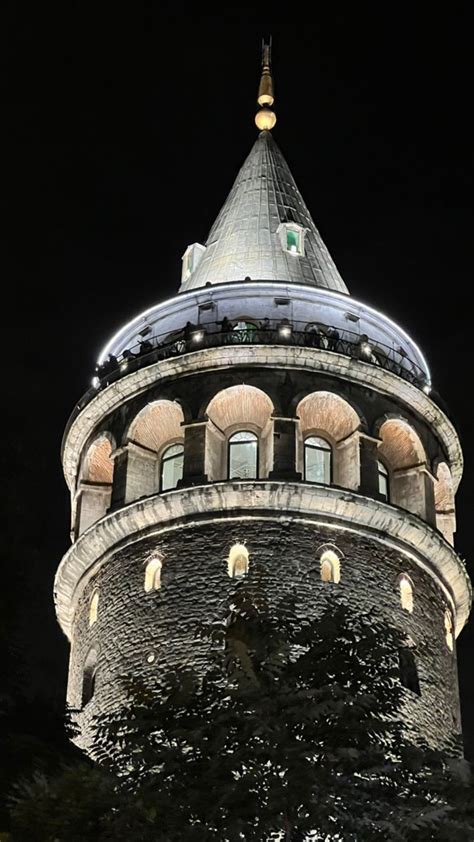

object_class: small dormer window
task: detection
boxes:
[181,243,206,284]
[277,223,305,257]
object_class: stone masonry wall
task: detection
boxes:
[68,517,461,753]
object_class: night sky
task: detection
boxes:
[3,2,474,782]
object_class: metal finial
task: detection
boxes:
[255,37,276,131]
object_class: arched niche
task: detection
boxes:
[434,462,456,545]
[296,391,361,490]
[377,418,434,522]
[205,385,274,481]
[76,434,115,537]
[121,400,185,503]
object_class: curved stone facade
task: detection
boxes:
[68,517,462,751]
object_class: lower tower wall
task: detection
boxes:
[68,517,461,751]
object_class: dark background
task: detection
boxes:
[2,1,473,797]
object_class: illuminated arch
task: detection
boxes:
[296,392,360,489]
[144,556,163,592]
[89,589,99,626]
[205,385,274,481]
[378,419,430,520]
[227,543,249,578]
[125,400,185,500]
[399,574,414,614]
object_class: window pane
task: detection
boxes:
[305,444,331,484]
[161,447,184,491]
[378,461,388,500]
[229,441,258,478]
[287,229,299,252]
[305,436,331,450]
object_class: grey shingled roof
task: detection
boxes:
[180,130,349,294]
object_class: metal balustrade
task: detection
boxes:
[63,319,437,448]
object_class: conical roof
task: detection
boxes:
[180,131,349,294]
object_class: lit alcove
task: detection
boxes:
[160,443,184,491]
[144,556,162,592]
[227,544,249,578]
[320,549,341,584]
[304,436,332,484]
[399,574,414,613]
[228,430,258,479]
[445,609,454,652]
[89,590,99,627]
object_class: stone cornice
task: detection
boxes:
[61,346,463,492]
[54,482,471,640]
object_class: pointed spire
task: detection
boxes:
[255,39,277,132]
[179,132,349,294]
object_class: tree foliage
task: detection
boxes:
[8,577,474,840]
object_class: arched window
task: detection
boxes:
[89,590,99,627]
[228,431,258,479]
[320,549,341,584]
[399,647,421,695]
[160,443,184,491]
[445,610,454,652]
[227,543,249,578]
[399,575,414,613]
[378,460,389,501]
[304,436,331,485]
[82,648,98,707]
[144,556,162,592]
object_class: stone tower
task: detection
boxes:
[55,49,470,752]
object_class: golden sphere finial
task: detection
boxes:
[255,108,277,131]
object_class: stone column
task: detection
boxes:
[269,417,301,481]
[181,421,208,485]
[110,442,158,507]
[76,482,112,536]
[391,466,436,525]
[359,434,381,498]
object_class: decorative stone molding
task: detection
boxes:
[54,482,471,640]
[62,346,463,493]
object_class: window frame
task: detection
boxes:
[160,442,184,492]
[303,435,332,485]
[377,459,389,502]
[227,430,259,480]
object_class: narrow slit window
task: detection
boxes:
[144,557,162,592]
[445,609,454,652]
[378,460,389,501]
[399,575,414,613]
[227,543,249,578]
[304,436,331,485]
[160,443,184,491]
[89,590,99,627]
[228,431,258,479]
